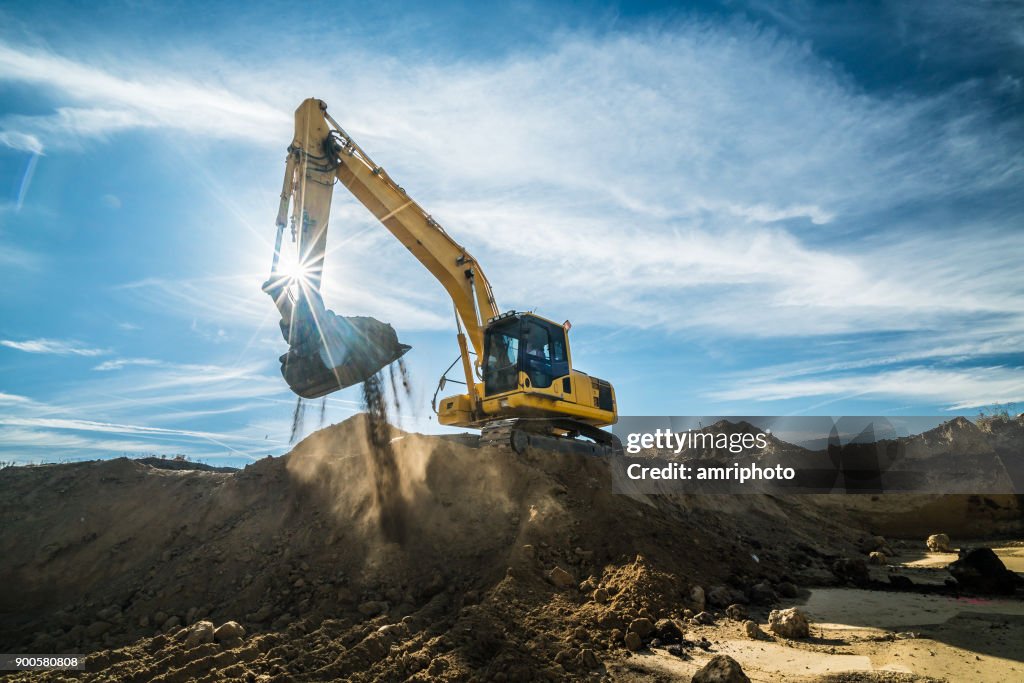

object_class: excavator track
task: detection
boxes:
[479,418,619,457]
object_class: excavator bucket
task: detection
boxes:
[275,290,410,399]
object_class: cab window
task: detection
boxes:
[483,321,519,395]
[522,318,569,389]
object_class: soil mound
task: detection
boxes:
[0,414,869,681]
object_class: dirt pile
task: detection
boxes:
[0,415,901,681]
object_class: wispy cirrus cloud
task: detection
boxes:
[0,42,287,153]
[93,357,162,371]
[0,130,43,154]
[1,337,107,356]
[708,365,1024,412]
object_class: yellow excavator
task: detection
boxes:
[263,98,618,453]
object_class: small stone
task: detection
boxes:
[627,617,654,638]
[654,618,683,643]
[775,581,799,598]
[214,621,246,642]
[726,604,747,621]
[593,588,609,604]
[768,607,809,639]
[927,534,951,552]
[624,631,642,651]
[868,551,887,565]
[859,535,888,553]
[690,585,706,611]
[832,557,870,585]
[748,582,777,604]
[184,620,215,647]
[692,654,751,683]
[161,615,180,632]
[548,566,575,589]
[691,611,715,625]
[554,649,575,669]
[743,620,763,639]
[707,585,744,608]
[578,648,599,670]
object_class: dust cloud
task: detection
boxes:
[361,370,410,544]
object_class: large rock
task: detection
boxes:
[948,548,1021,595]
[692,654,751,683]
[768,607,809,639]
[927,534,951,552]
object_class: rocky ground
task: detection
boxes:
[0,414,1021,681]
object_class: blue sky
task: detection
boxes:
[0,1,1021,466]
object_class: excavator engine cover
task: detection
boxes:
[277,293,410,399]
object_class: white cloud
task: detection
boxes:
[93,357,162,371]
[0,130,43,153]
[708,365,1024,411]
[0,415,272,445]
[0,43,288,153]
[1,338,107,356]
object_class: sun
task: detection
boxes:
[273,247,313,289]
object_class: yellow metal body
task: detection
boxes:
[274,98,617,431]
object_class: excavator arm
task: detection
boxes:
[264,98,498,398]
[263,101,411,398]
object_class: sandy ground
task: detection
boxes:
[610,544,1024,682]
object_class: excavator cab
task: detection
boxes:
[483,313,569,395]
